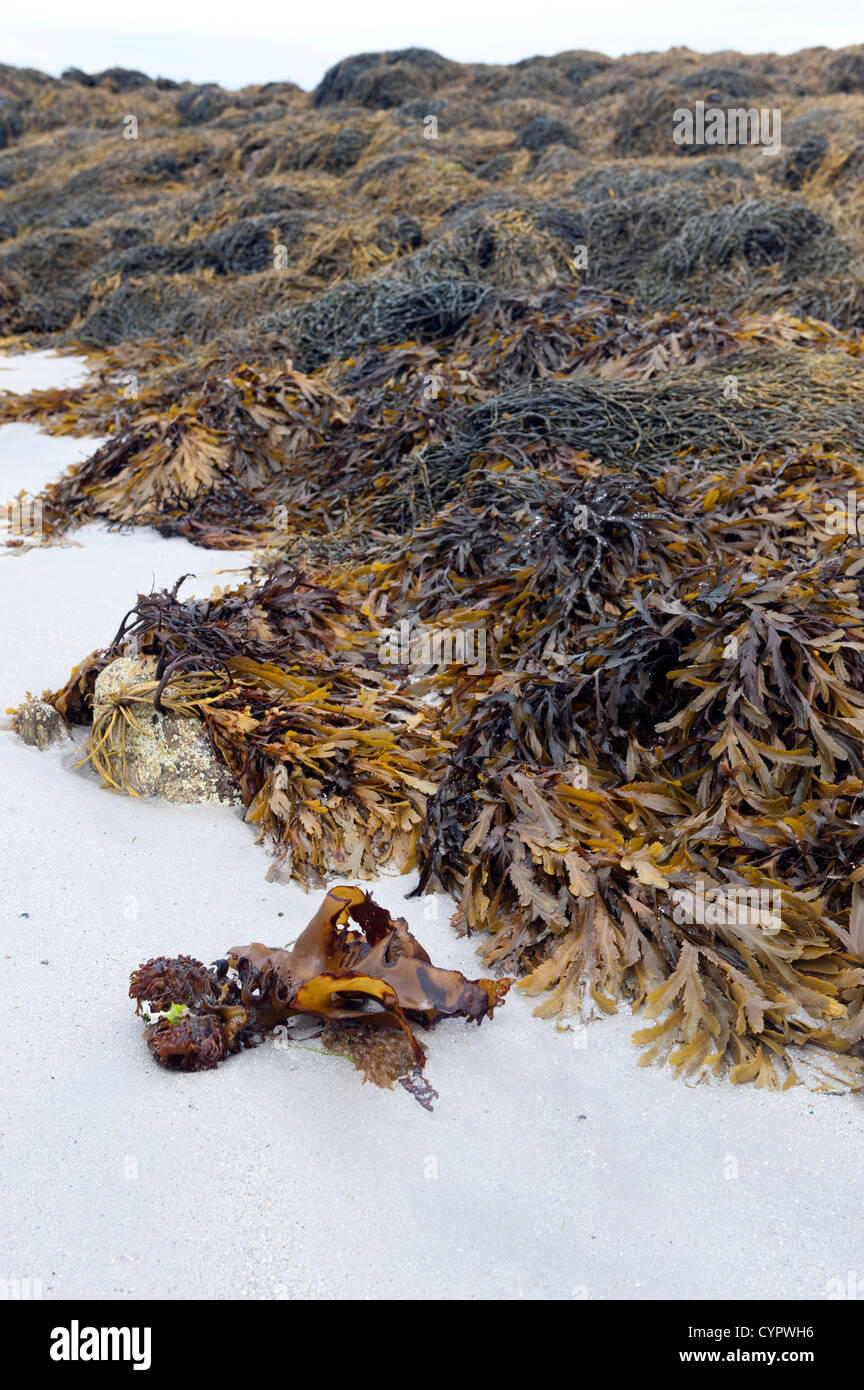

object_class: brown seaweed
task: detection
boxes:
[9,41,864,1093]
[129,885,511,1107]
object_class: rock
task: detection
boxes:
[14,700,69,751]
[92,657,241,805]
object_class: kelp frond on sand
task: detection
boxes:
[130,884,511,1108]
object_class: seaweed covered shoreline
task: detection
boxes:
[6,43,864,1089]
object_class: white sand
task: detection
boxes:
[1,354,862,1301]
[0,349,91,396]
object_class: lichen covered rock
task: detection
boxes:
[91,656,240,805]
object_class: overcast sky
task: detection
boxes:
[5,0,863,91]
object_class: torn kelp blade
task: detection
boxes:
[129,885,512,1106]
[230,884,511,1025]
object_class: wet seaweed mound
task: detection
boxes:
[6,43,864,1090]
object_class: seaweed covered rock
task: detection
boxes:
[175,83,228,126]
[0,97,23,149]
[60,67,95,87]
[313,48,459,109]
[653,197,844,279]
[283,275,491,367]
[90,656,241,805]
[518,114,576,152]
[824,48,864,94]
[782,135,829,189]
[93,67,153,93]
[202,217,276,275]
[288,123,373,173]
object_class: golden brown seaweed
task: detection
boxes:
[129,885,511,1108]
